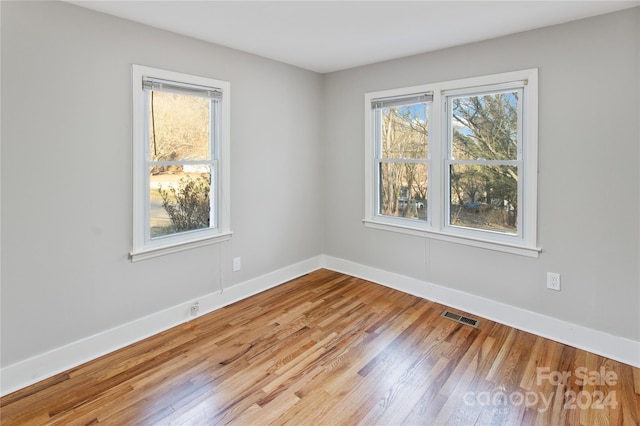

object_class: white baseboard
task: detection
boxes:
[320,255,640,369]
[0,256,323,396]
[3,254,638,396]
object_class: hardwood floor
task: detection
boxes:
[2,269,639,425]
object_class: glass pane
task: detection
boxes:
[379,162,427,221]
[149,91,210,162]
[451,91,519,161]
[381,102,429,159]
[150,166,211,238]
[449,164,517,234]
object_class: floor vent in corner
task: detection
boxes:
[441,310,479,328]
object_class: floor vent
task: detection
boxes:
[441,310,479,328]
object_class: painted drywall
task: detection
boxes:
[1,1,323,367]
[1,0,638,381]
[321,8,640,342]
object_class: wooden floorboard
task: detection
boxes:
[2,269,639,425]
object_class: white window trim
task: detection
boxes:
[130,65,231,262]
[364,69,540,257]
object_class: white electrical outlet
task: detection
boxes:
[547,272,561,291]
[190,302,199,316]
[233,257,241,272]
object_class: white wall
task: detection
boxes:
[1,1,638,394]
[1,1,322,367]
[321,8,640,342]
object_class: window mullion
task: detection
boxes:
[430,90,445,231]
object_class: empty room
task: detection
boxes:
[1,1,639,424]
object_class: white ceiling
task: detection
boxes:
[68,1,639,73]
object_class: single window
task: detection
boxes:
[373,94,432,223]
[131,66,231,261]
[364,70,539,256]
[445,87,523,239]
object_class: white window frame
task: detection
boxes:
[364,69,540,257]
[130,65,231,262]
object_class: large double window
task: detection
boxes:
[131,65,231,261]
[365,70,539,256]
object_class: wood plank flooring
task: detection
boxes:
[2,269,639,425]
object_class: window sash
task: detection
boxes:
[371,94,432,160]
[375,159,428,220]
[142,91,218,243]
[446,87,523,162]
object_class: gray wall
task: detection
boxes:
[1,1,638,371]
[322,8,640,341]
[1,1,323,366]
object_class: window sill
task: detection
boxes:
[363,220,540,258]
[129,231,233,262]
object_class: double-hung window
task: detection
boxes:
[372,93,432,225]
[131,65,231,261]
[365,69,539,256]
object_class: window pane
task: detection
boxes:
[379,162,427,221]
[149,91,210,162]
[381,102,429,159]
[449,164,517,234]
[451,91,518,161]
[150,166,211,238]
